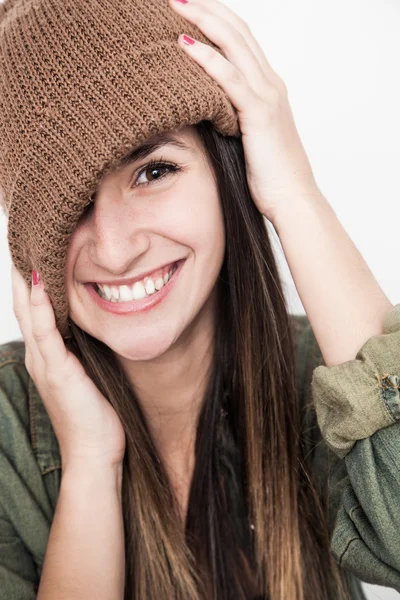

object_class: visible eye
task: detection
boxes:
[132,159,182,188]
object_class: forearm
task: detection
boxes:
[271,192,393,366]
[37,464,125,600]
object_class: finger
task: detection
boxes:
[170,0,271,98]
[29,271,70,377]
[11,264,35,347]
[178,34,268,124]
[11,264,45,378]
[195,0,282,87]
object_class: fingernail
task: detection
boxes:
[174,0,188,3]
[183,35,195,46]
[32,270,40,286]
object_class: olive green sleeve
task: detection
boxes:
[311,304,400,459]
[297,305,400,590]
[329,422,400,590]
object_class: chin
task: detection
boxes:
[96,323,182,362]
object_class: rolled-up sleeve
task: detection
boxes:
[310,303,400,590]
[311,304,400,459]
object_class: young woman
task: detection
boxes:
[1,0,399,599]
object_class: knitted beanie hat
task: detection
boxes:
[0,0,240,340]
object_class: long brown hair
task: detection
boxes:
[65,120,351,599]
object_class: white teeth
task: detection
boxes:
[154,277,164,291]
[95,263,179,303]
[132,281,147,300]
[110,285,119,301]
[99,284,118,302]
[119,285,133,302]
[144,278,156,295]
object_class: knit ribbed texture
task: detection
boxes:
[0,0,240,339]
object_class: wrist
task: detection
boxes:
[61,461,123,495]
[268,190,329,234]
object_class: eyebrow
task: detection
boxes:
[116,135,194,169]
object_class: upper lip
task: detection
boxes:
[87,260,182,288]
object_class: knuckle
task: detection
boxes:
[13,311,23,325]
[240,18,251,34]
[31,323,55,343]
[30,294,45,308]
[207,46,221,68]
[229,11,251,36]
[31,327,47,343]
[226,63,243,85]
[232,29,246,49]
[13,304,24,323]
[268,85,285,109]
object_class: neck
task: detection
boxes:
[117,293,217,479]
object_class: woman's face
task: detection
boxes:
[65,125,226,361]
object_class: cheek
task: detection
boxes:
[159,186,225,253]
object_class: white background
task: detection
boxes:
[1,0,399,598]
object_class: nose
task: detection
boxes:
[88,202,150,275]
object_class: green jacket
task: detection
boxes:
[0,306,400,599]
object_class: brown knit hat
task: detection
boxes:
[0,0,240,340]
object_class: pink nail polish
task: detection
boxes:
[32,270,40,286]
[174,0,188,3]
[183,35,195,46]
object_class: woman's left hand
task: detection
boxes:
[169,0,322,224]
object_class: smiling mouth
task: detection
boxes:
[93,261,180,303]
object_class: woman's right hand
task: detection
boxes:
[11,264,126,471]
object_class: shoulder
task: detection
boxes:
[0,338,61,474]
[0,340,61,572]
[0,338,27,369]
[0,339,26,360]
[0,338,28,385]
[0,339,31,433]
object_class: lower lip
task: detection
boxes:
[84,259,185,315]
